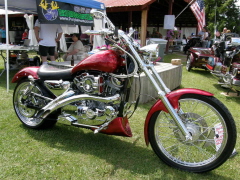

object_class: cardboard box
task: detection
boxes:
[171,59,181,65]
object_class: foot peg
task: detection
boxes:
[94,121,111,134]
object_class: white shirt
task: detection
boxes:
[35,19,63,47]
[63,40,85,61]
[68,40,84,55]
[202,32,209,41]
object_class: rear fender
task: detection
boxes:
[144,88,214,146]
[12,66,39,83]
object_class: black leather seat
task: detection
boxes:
[37,64,73,80]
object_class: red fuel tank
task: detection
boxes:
[72,50,123,74]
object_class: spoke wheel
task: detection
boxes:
[13,79,57,129]
[148,94,236,172]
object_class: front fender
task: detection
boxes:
[12,66,39,83]
[187,52,195,64]
[144,88,214,146]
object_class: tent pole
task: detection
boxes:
[4,0,9,92]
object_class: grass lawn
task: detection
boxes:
[0,51,240,179]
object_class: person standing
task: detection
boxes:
[207,30,212,48]
[201,26,209,48]
[34,19,63,64]
[0,26,6,43]
[222,27,227,35]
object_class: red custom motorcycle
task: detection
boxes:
[186,33,236,72]
[12,10,236,173]
[187,34,240,94]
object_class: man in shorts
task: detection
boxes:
[34,19,63,65]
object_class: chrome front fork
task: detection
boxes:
[143,64,192,141]
[120,33,192,141]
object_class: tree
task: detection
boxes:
[204,0,240,35]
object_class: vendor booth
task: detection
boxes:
[0,0,105,91]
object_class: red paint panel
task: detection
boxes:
[72,50,121,74]
[12,67,39,83]
[91,117,132,137]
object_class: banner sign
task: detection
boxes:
[36,0,94,26]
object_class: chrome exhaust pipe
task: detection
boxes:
[36,93,121,119]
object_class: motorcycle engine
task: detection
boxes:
[74,73,104,95]
[59,72,124,126]
[45,72,124,126]
[213,62,223,73]
[73,72,123,96]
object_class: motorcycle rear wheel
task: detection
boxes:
[13,79,58,129]
[148,94,236,173]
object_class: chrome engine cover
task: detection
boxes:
[44,80,71,96]
[61,100,119,126]
[74,73,104,95]
[45,72,124,126]
[213,62,223,73]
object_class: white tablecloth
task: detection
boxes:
[0,44,38,51]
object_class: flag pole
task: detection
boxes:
[214,3,217,39]
[175,0,196,19]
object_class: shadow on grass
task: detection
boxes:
[212,83,240,103]
[185,68,213,77]
[0,67,19,91]
[24,123,232,178]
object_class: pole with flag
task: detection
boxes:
[214,3,217,39]
[189,0,206,32]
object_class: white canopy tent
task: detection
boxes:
[24,14,38,46]
[0,0,105,91]
[0,9,23,14]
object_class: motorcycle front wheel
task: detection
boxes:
[148,94,236,173]
[13,79,58,129]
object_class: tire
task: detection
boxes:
[33,56,41,66]
[186,55,192,71]
[13,79,57,129]
[148,94,236,173]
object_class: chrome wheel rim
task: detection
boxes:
[186,57,191,70]
[14,82,45,126]
[154,98,228,167]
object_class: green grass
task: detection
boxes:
[0,51,240,179]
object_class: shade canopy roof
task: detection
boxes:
[0,0,105,14]
[97,0,155,8]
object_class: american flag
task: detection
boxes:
[190,0,205,31]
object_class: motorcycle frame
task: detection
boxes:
[12,11,216,145]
